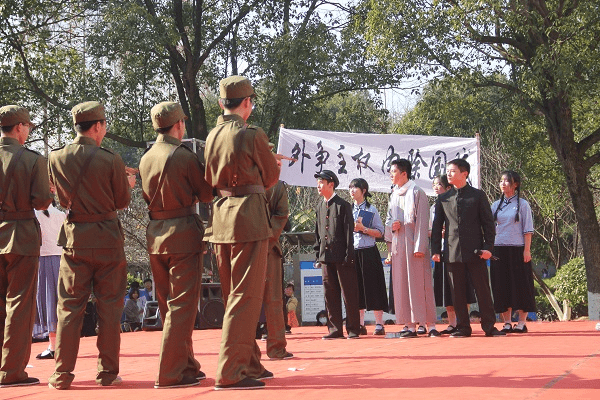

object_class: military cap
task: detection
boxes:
[219,75,255,99]
[314,169,339,188]
[0,105,35,128]
[151,101,187,130]
[71,101,105,124]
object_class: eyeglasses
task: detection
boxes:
[248,95,257,110]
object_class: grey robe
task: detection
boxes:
[385,182,436,325]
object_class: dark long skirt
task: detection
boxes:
[433,260,477,307]
[33,255,61,339]
[355,246,389,312]
[490,245,536,313]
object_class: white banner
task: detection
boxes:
[277,128,479,196]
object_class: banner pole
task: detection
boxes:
[476,132,481,188]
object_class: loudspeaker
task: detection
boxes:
[196,283,225,329]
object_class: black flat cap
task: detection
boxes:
[314,169,339,188]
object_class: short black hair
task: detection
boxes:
[143,278,152,284]
[285,283,294,291]
[448,158,470,175]
[434,174,450,188]
[128,287,140,298]
[390,159,412,179]
[74,119,104,133]
[0,125,15,133]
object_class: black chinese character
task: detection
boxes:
[429,150,447,179]
[315,141,330,173]
[407,148,428,179]
[351,147,375,174]
[337,145,347,175]
[381,145,401,173]
[289,140,312,173]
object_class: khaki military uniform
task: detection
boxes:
[264,180,289,358]
[48,136,131,388]
[204,114,279,386]
[139,133,213,386]
[0,137,52,384]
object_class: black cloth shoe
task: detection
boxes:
[428,329,441,337]
[485,327,507,337]
[196,371,206,381]
[441,326,457,335]
[257,370,274,380]
[347,332,360,339]
[359,325,368,335]
[0,377,40,387]
[512,324,528,333]
[154,375,200,389]
[416,326,427,335]
[36,350,55,360]
[322,331,345,340]
[214,377,265,391]
[450,330,471,338]
[501,323,513,333]
[399,330,418,338]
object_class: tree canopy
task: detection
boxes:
[360,0,600,306]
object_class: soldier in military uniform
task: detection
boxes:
[263,154,293,360]
[204,76,280,390]
[0,105,52,388]
[139,101,213,389]
[48,101,132,389]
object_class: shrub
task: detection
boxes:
[553,257,588,318]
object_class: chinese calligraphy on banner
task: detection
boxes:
[278,128,479,195]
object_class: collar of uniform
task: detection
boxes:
[455,184,470,194]
[353,200,366,211]
[73,136,98,146]
[156,133,181,146]
[217,114,245,126]
[325,192,337,205]
[0,136,20,146]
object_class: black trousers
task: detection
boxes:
[321,262,360,335]
[447,259,496,335]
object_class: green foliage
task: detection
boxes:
[535,257,588,320]
[553,257,588,318]
[126,273,143,290]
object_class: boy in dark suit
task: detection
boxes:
[314,170,360,339]
[431,159,505,338]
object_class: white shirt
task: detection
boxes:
[35,205,66,256]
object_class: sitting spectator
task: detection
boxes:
[140,278,153,301]
[123,287,143,331]
[284,283,299,333]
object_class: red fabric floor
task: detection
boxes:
[6,321,600,399]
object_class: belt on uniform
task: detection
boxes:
[67,210,117,223]
[149,206,196,220]
[218,185,265,197]
[0,210,36,221]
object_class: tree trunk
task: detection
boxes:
[544,96,600,320]
[182,69,208,140]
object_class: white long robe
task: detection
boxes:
[385,183,436,325]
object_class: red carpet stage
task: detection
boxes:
[8,321,600,399]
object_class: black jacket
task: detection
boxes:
[314,194,355,265]
[431,184,495,263]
